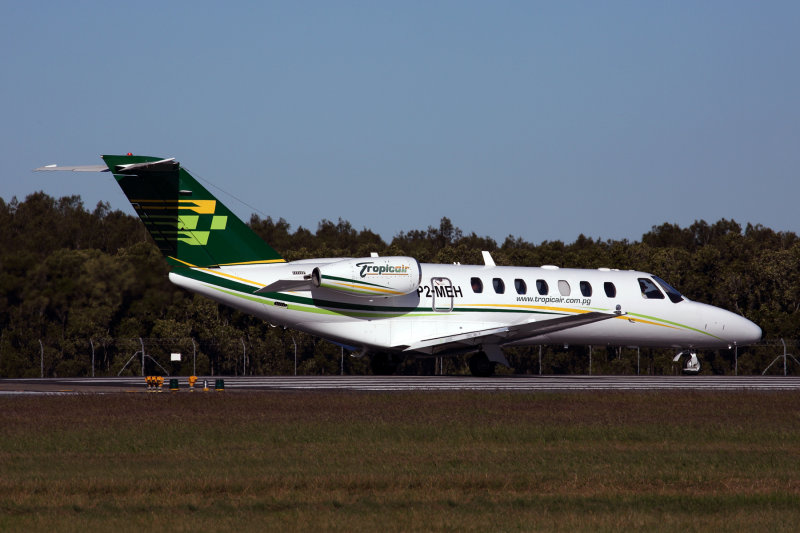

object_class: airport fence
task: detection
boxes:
[0,334,797,378]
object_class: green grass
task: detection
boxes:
[1,391,800,531]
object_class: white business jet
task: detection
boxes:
[37,155,762,376]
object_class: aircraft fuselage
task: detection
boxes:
[169,260,762,357]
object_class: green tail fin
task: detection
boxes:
[102,154,284,268]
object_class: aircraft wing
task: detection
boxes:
[402,311,622,355]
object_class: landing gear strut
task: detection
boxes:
[673,351,700,374]
[370,353,400,375]
[468,352,496,377]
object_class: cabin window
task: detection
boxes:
[653,276,684,303]
[558,280,571,296]
[638,278,665,299]
[470,277,483,293]
[604,282,617,298]
[536,279,549,295]
[514,279,527,295]
[579,281,592,297]
[493,278,505,294]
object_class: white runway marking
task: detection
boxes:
[225,375,800,391]
[2,375,800,393]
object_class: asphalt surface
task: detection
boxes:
[1,375,800,393]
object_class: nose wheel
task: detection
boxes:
[673,351,700,374]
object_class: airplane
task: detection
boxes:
[36,154,763,376]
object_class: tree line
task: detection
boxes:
[1,192,798,377]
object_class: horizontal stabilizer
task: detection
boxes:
[34,164,108,172]
[113,158,176,173]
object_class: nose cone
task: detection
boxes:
[725,313,761,346]
[696,302,762,347]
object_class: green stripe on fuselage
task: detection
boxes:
[627,312,721,340]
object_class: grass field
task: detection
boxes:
[1,391,800,531]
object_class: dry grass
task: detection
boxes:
[1,391,800,531]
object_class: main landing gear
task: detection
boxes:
[468,352,496,377]
[369,353,401,375]
[369,351,500,377]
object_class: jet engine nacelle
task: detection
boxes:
[311,256,421,298]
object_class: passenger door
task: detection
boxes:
[431,277,454,312]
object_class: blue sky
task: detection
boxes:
[2,1,798,245]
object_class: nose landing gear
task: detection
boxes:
[673,351,700,374]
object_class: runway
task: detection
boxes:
[2,374,800,393]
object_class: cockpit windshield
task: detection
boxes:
[652,276,684,303]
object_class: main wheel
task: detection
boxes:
[468,352,496,377]
[370,353,400,375]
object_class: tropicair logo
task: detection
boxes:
[356,262,411,278]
